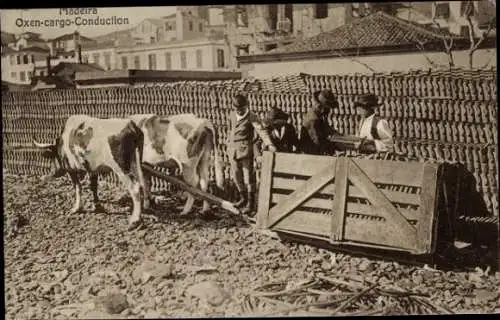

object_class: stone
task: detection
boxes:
[96,292,129,315]
[474,289,499,302]
[185,281,230,307]
[132,261,174,285]
[358,260,375,272]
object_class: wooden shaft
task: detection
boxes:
[141,163,240,215]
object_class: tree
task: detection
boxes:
[462,0,496,69]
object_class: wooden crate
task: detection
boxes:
[256,152,441,255]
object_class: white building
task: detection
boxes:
[116,38,228,71]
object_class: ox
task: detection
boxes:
[129,113,224,215]
[33,115,146,230]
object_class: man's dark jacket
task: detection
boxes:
[299,105,340,155]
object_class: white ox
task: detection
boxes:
[129,113,224,215]
[33,115,146,230]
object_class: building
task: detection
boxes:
[129,7,208,45]
[1,46,50,84]
[116,38,229,71]
[81,42,118,71]
[237,11,496,78]
[48,31,95,56]
[31,62,104,90]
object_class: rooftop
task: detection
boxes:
[269,11,460,55]
[50,32,95,42]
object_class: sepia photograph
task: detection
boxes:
[1,1,498,318]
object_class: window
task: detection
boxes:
[196,49,203,68]
[20,71,26,81]
[460,1,475,17]
[189,21,193,31]
[28,71,32,80]
[121,56,128,69]
[180,51,187,69]
[134,55,140,69]
[9,55,15,65]
[315,3,328,19]
[460,25,470,37]
[285,4,294,32]
[165,52,172,70]
[11,72,16,79]
[148,53,157,70]
[83,55,89,63]
[104,53,111,70]
[216,49,225,68]
[434,2,450,19]
[16,55,21,64]
[40,71,45,76]
[31,55,35,63]
[199,22,203,32]
[92,53,100,65]
[265,43,277,51]
[269,4,278,29]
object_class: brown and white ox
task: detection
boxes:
[33,115,146,230]
[129,113,224,215]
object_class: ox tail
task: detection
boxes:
[206,123,224,191]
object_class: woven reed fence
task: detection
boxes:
[2,68,498,215]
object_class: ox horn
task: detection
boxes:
[33,136,54,148]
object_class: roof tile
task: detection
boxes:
[271,11,460,55]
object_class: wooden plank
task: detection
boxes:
[272,177,421,206]
[331,157,349,242]
[256,151,275,229]
[348,159,419,252]
[343,214,417,250]
[417,163,440,254]
[267,164,336,228]
[271,194,419,221]
[273,152,336,176]
[273,177,334,195]
[351,158,425,187]
[274,210,331,237]
[274,212,416,252]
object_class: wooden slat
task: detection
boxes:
[273,211,331,237]
[343,215,418,251]
[331,157,349,242]
[271,194,419,221]
[272,177,421,206]
[417,163,440,254]
[351,158,425,187]
[273,152,336,175]
[348,159,419,252]
[267,164,336,228]
[273,177,334,195]
[256,151,275,229]
[273,211,416,252]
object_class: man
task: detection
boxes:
[354,93,394,154]
[299,89,342,155]
[228,93,277,215]
[263,106,300,153]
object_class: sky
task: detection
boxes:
[0,6,177,39]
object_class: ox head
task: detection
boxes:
[32,137,67,178]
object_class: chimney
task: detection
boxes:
[46,56,51,75]
[77,44,82,64]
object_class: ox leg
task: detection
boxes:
[69,172,84,215]
[90,173,105,213]
[111,167,143,229]
[142,170,153,210]
[180,166,199,216]
[199,151,211,213]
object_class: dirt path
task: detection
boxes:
[4,174,499,319]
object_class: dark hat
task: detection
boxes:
[232,94,248,108]
[313,90,338,108]
[263,106,289,127]
[354,93,382,109]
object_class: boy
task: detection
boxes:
[228,94,277,215]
